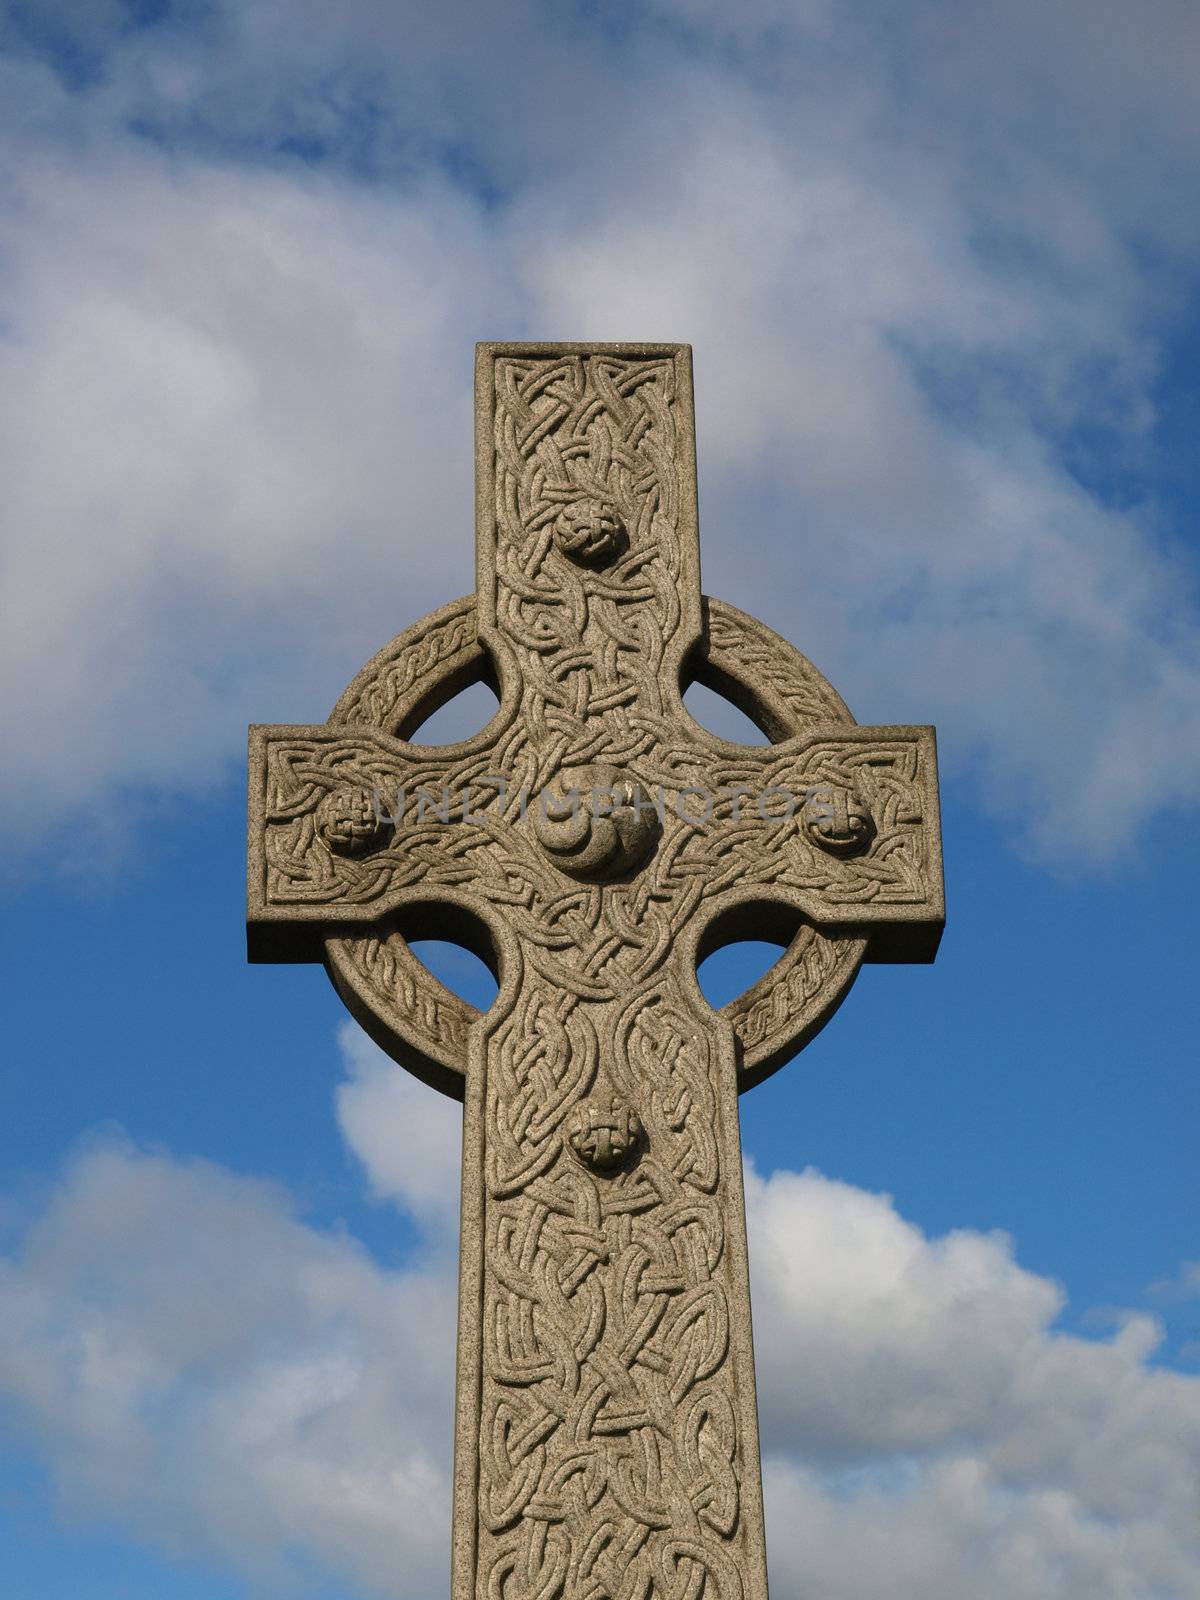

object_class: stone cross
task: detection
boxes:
[247,344,944,1600]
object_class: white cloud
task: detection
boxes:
[334,1020,462,1237]
[762,1448,1200,1600]
[1,1048,1198,1597]
[1150,1259,1200,1303]
[0,142,508,869]
[2,0,1199,873]
[747,1167,1200,1594]
[749,1165,1063,1459]
[0,1130,456,1596]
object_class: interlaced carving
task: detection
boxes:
[334,601,479,734]
[668,737,934,906]
[468,357,753,1598]
[257,722,933,929]
[702,605,850,729]
[282,593,869,1088]
[477,980,745,1600]
[247,343,944,1600]
[341,929,472,1063]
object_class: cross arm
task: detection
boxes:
[667,723,944,962]
[246,722,519,963]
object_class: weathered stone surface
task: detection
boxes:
[248,344,944,1599]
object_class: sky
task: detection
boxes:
[1,1,1199,1596]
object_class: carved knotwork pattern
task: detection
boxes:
[306,594,872,1084]
[725,923,859,1059]
[330,913,860,1092]
[259,725,933,921]
[342,929,472,1062]
[334,603,479,734]
[471,358,753,1597]
[490,354,687,732]
[663,739,931,906]
[703,607,850,729]
[479,982,745,1600]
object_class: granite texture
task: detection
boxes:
[248,344,944,1600]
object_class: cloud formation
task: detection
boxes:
[0,1129,455,1595]
[1,1028,1197,1598]
[1,0,1199,869]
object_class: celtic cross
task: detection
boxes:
[247,344,944,1600]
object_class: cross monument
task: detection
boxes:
[247,344,944,1600]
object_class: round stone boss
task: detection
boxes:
[323,594,867,1100]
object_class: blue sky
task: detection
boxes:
[1,2,1199,1597]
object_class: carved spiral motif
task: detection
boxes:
[553,497,629,566]
[314,788,392,857]
[531,764,661,880]
[801,783,875,856]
